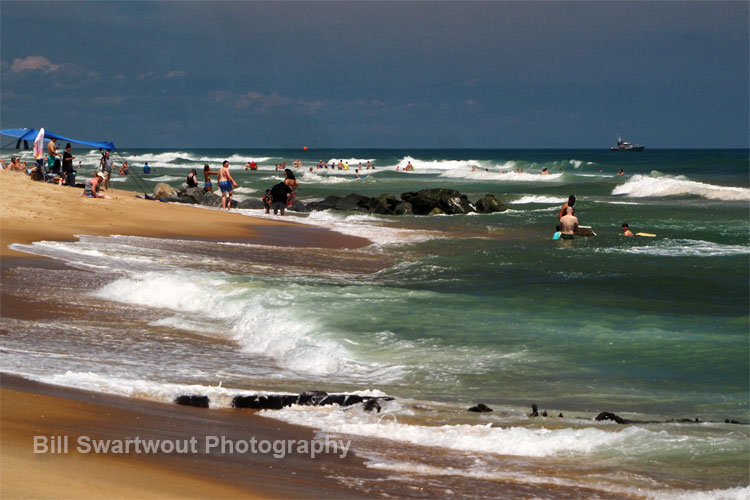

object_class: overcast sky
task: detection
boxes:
[1,1,748,149]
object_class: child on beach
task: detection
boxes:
[262,189,272,214]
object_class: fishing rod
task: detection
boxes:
[110,150,153,198]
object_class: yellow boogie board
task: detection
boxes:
[636,233,656,237]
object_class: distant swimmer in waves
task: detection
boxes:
[541,167,549,175]
[558,195,575,220]
[217,160,238,211]
[621,223,634,237]
[618,169,625,176]
[559,206,578,239]
[404,161,414,171]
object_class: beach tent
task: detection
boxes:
[0,127,116,151]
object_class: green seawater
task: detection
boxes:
[88,148,749,420]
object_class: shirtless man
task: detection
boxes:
[47,138,61,172]
[559,206,578,239]
[621,223,634,237]
[217,160,238,211]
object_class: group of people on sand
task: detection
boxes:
[556,194,639,239]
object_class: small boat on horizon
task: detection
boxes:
[610,136,645,151]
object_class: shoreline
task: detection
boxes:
[0,170,381,498]
[0,169,370,258]
[0,373,376,499]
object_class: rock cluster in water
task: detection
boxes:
[175,390,392,411]
[153,184,508,216]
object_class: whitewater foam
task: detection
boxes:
[612,174,750,201]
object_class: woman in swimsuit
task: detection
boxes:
[284,168,298,207]
[203,164,217,193]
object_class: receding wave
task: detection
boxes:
[612,174,750,201]
[597,239,749,258]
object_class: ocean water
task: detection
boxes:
[3,148,749,498]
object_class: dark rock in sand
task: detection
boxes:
[297,391,329,406]
[182,186,205,204]
[238,198,265,210]
[595,412,631,424]
[175,395,209,408]
[474,194,508,214]
[530,404,539,417]
[201,193,237,209]
[400,188,473,215]
[368,194,401,215]
[232,394,298,410]
[392,201,413,215]
[287,200,309,213]
[306,194,371,212]
[468,403,494,413]
[363,398,382,413]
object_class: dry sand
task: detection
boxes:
[0,169,368,258]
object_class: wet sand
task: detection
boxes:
[0,373,376,499]
[0,171,378,498]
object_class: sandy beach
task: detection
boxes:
[0,169,368,258]
[0,170,376,498]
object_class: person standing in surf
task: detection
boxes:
[284,168,298,207]
[217,160,237,211]
[558,195,575,220]
[559,206,578,239]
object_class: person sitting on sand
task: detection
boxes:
[621,223,634,237]
[203,164,217,193]
[186,169,199,188]
[284,168,298,207]
[559,206,578,239]
[83,172,109,198]
[217,160,237,211]
[559,195,575,220]
[270,181,292,215]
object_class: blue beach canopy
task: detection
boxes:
[0,127,116,151]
